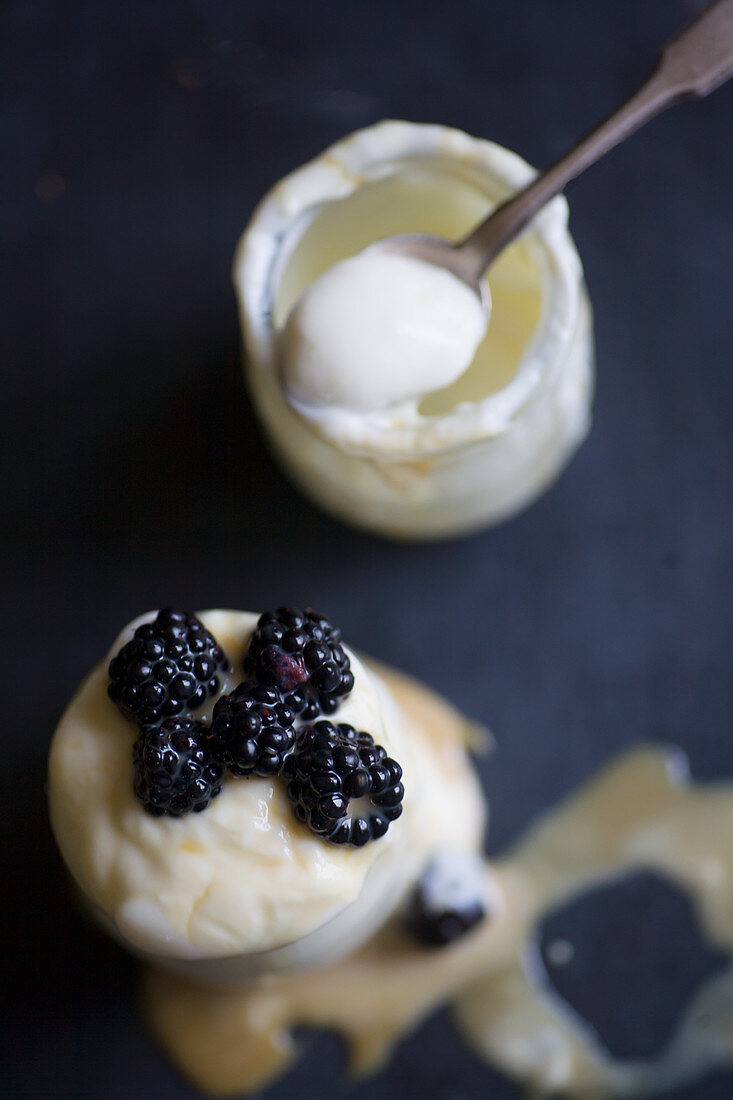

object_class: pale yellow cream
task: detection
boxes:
[48,611,486,965]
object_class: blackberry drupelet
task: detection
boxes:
[210,681,296,777]
[284,720,404,846]
[108,608,229,727]
[244,607,354,720]
[133,716,223,816]
[405,854,488,946]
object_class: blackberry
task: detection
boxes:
[405,854,488,947]
[284,721,404,846]
[133,716,223,817]
[108,608,229,727]
[210,681,296,777]
[244,607,354,720]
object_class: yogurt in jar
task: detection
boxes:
[234,120,594,539]
[47,610,486,981]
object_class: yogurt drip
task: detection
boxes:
[280,250,488,414]
[144,739,733,1099]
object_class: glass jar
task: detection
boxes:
[234,121,594,540]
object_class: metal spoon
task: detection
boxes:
[375,0,733,309]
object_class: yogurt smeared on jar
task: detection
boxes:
[47,609,486,974]
[281,250,488,414]
[234,121,594,538]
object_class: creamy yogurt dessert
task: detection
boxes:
[234,120,594,539]
[48,607,486,980]
[49,608,733,1098]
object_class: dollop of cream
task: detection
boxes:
[48,610,485,964]
[280,250,488,413]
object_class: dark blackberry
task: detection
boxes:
[405,854,488,947]
[284,721,403,846]
[133,716,223,817]
[210,681,296,778]
[108,609,229,727]
[244,607,354,720]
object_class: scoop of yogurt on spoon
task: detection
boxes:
[280,249,489,414]
[282,0,733,418]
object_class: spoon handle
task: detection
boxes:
[459,0,733,278]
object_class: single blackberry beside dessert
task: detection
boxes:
[133,716,224,817]
[108,608,229,727]
[405,854,488,947]
[244,607,354,720]
[284,720,403,846]
[210,681,296,777]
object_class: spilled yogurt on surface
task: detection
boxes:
[144,741,733,1100]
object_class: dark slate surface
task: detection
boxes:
[2,1,731,1097]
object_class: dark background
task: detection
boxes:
[3,0,731,1096]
